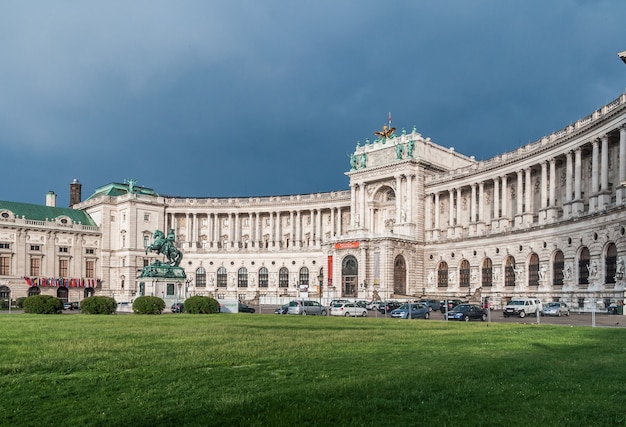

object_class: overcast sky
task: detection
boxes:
[2,0,626,207]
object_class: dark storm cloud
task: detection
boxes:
[1,1,626,206]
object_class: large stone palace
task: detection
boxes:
[1,92,625,310]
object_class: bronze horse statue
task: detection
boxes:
[145,229,183,267]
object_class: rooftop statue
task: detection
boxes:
[374,124,396,140]
[146,229,183,267]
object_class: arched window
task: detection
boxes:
[0,285,10,302]
[238,267,248,287]
[217,267,227,288]
[578,247,590,285]
[299,267,309,286]
[279,267,289,288]
[394,256,406,295]
[342,256,358,296]
[482,258,493,287]
[28,287,41,296]
[505,256,515,287]
[258,267,269,288]
[459,260,470,288]
[195,267,206,288]
[528,253,539,288]
[437,261,448,288]
[553,250,564,287]
[606,243,617,285]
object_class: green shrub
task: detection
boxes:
[132,296,165,314]
[22,295,63,314]
[184,296,220,314]
[16,297,27,309]
[80,296,117,314]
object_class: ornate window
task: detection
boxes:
[528,253,539,287]
[459,259,470,288]
[578,247,590,285]
[238,267,248,287]
[553,251,564,287]
[279,267,289,288]
[258,267,269,288]
[437,261,448,287]
[217,267,227,288]
[299,267,309,286]
[482,258,493,287]
[195,267,206,288]
[504,256,515,287]
[606,243,617,285]
[0,256,9,276]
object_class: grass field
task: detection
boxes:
[1,314,624,426]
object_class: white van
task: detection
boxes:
[503,297,542,318]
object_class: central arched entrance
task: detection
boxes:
[341,255,358,297]
[393,255,406,295]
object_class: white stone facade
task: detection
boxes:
[2,93,626,311]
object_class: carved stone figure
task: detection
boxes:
[407,139,415,158]
[587,260,598,279]
[563,262,572,280]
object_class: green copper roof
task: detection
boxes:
[0,200,97,226]
[85,182,159,201]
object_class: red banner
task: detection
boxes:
[334,241,360,249]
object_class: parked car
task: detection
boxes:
[440,299,464,313]
[355,300,371,310]
[330,302,368,317]
[238,303,255,313]
[503,297,542,318]
[287,300,327,316]
[446,304,488,322]
[330,299,351,307]
[370,301,383,311]
[542,301,570,316]
[62,302,72,310]
[171,302,184,313]
[390,303,430,319]
[378,301,403,314]
[419,299,440,312]
[274,304,289,314]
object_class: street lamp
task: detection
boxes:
[317,272,324,307]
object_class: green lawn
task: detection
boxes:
[0,314,624,426]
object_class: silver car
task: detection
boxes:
[287,300,328,316]
[542,301,570,316]
[330,302,368,317]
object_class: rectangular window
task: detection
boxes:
[0,256,9,275]
[144,213,150,221]
[59,247,69,253]
[0,243,10,249]
[85,248,94,255]
[59,259,69,277]
[30,245,40,251]
[143,235,149,248]
[30,258,41,276]
[86,260,95,278]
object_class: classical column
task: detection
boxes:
[455,188,462,229]
[619,125,626,205]
[470,183,477,223]
[349,184,356,228]
[564,151,573,219]
[395,176,403,224]
[235,212,240,247]
[599,134,610,209]
[337,207,342,236]
[289,211,294,248]
[360,183,367,229]
[590,138,599,213]
[516,170,524,221]
[478,182,484,222]
[425,194,432,238]
[523,168,533,225]
[317,208,323,245]
[448,189,455,227]
[434,192,440,239]
[406,174,413,222]
[500,175,508,218]
[572,148,584,215]
[540,161,548,209]
[493,177,500,220]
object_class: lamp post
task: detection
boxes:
[317,272,324,308]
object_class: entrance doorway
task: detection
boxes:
[342,255,358,297]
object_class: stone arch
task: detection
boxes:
[341,255,358,297]
[393,255,406,295]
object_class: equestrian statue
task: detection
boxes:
[145,229,183,267]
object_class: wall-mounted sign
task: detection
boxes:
[334,241,360,249]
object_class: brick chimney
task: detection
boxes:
[69,179,82,207]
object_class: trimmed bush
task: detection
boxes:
[80,296,117,314]
[22,295,63,314]
[16,297,27,309]
[133,296,165,314]
[184,296,220,314]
